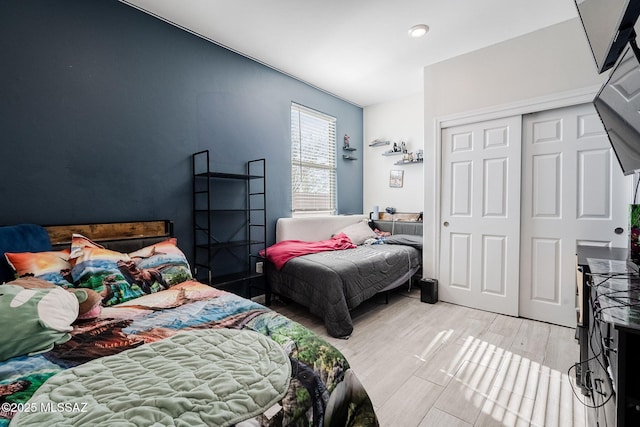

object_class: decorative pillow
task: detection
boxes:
[70,234,190,306]
[128,238,192,286]
[334,220,378,245]
[0,282,78,362]
[70,245,145,307]
[0,224,52,284]
[10,276,102,321]
[4,250,74,287]
[70,233,104,259]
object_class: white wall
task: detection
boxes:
[363,93,424,216]
[422,18,608,278]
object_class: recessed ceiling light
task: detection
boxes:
[408,24,429,38]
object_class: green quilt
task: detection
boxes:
[11,329,291,427]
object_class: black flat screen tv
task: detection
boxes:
[594,44,640,175]
[574,0,640,73]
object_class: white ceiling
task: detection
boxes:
[121,0,579,107]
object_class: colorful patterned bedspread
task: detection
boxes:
[0,281,378,426]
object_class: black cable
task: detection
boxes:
[594,302,640,325]
[586,272,640,310]
[568,315,615,409]
[593,285,640,313]
[595,288,640,303]
[587,307,616,409]
[567,271,624,410]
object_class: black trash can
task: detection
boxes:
[420,278,438,304]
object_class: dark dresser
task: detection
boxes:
[576,246,640,426]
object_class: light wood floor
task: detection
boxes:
[266,287,588,427]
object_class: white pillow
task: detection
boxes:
[334,221,377,245]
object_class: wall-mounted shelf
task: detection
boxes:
[343,146,357,160]
[394,159,424,165]
[382,151,403,156]
[369,140,390,147]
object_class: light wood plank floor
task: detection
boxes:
[266,287,588,427]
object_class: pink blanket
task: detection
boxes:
[261,232,356,270]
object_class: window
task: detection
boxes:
[291,103,336,215]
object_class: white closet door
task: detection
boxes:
[439,115,522,316]
[520,103,630,327]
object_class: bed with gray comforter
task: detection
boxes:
[266,215,422,338]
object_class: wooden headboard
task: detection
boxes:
[45,220,173,252]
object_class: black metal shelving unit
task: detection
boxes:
[192,150,267,300]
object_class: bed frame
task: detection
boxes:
[45,220,173,253]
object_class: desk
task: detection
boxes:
[576,246,640,426]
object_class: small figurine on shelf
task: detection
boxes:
[393,142,400,152]
[401,141,407,153]
[416,149,424,162]
[343,134,350,149]
[383,145,396,155]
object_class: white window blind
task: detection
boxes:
[291,103,337,215]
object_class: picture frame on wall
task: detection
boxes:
[389,170,404,188]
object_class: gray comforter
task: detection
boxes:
[267,244,421,338]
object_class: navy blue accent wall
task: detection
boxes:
[0,0,363,261]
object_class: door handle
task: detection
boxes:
[443,221,450,227]
[615,227,624,235]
